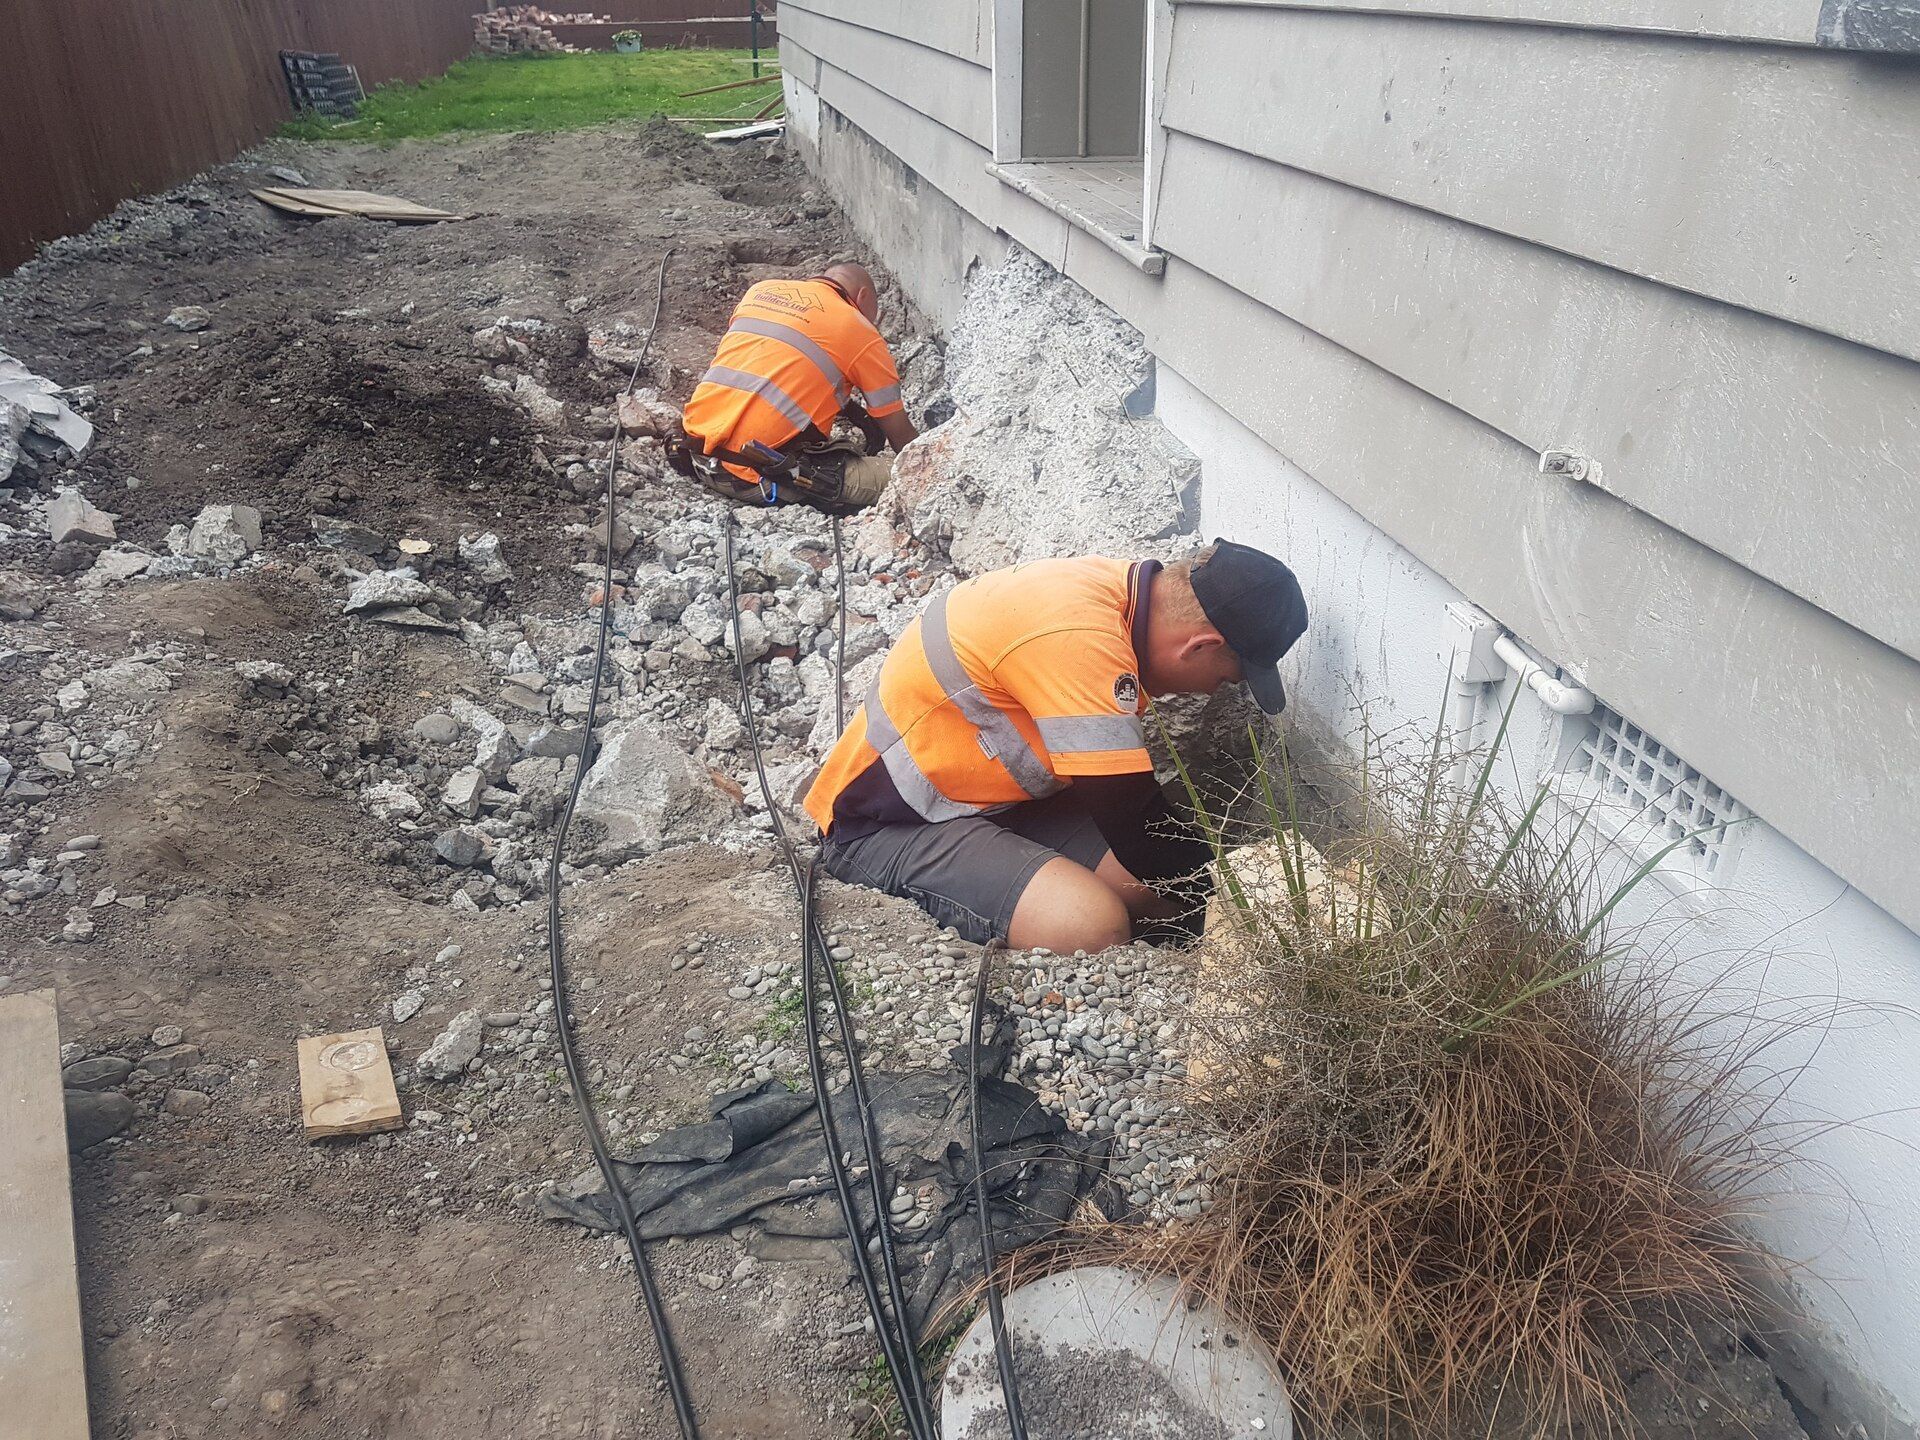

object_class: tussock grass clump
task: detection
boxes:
[1114,716,1804,1435]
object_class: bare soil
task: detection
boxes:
[1,120,934,1440]
[0,119,1819,1440]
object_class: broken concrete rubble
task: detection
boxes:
[615,387,679,438]
[47,491,117,548]
[343,569,433,614]
[165,503,261,563]
[311,514,388,555]
[433,826,488,868]
[458,531,512,584]
[0,572,47,619]
[873,249,1199,573]
[0,349,93,484]
[574,717,734,862]
[417,1009,484,1081]
[443,767,486,817]
[361,778,424,821]
[82,547,152,587]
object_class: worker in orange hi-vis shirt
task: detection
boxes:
[678,261,917,512]
[805,542,1310,955]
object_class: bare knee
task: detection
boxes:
[1093,849,1174,922]
[1008,857,1132,954]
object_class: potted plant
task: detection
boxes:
[613,29,643,52]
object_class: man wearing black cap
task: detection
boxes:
[804,541,1309,952]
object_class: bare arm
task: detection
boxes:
[877,408,918,452]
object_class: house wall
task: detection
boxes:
[1159,360,1920,1434]
[780,0,1920,1424]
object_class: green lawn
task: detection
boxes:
[282,50,783,142]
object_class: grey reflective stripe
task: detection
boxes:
[864,383,902,409]
[860,672,981,823]
[727,316,847,401]
[700,364,813,429]
[919,593,1064,801]
[1035,713,1147,754]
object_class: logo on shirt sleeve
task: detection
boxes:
[1113,672,1141,710]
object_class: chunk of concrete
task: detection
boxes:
[47,491,117,548]
[0,572,47,619]
[458,531,512,584]
[310,514,388,555]
[182,503,262,562]
[432,826,487,868]
[361,778,423,820]
[574,718,734,861]
[83,547,151,586]
[343,569,432,614]
[443,767,485,817]
[417,1010,483,1081]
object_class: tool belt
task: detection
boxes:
[668,405,887,517]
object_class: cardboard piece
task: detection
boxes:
[252,187,468,223]
[297,1026,403,1138]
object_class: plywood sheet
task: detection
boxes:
[0,989,90,1440]
[297,1027,403,1138]
[251,187,467,222]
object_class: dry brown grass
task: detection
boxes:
[1078,716,1816,1436]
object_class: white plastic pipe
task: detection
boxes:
[1491,633,1595,716]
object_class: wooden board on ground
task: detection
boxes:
[250,188,468,223]
[297,1026,403,1138]
[0,989,91,1440]
[704,120,787,142]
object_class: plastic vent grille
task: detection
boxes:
[1575,706,1746,876]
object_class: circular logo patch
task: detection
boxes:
[1113,672,1141,709]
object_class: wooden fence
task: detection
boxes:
[0,0,478,270]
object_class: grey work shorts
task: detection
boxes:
[818,791,1111,945]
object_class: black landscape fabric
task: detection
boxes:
[538,1034,1106,1329]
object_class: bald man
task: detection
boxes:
[680,262,917,511]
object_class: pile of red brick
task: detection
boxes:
[472,6,610,55]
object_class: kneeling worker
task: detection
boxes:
[679,261,917,511]
[804,543,1309,954]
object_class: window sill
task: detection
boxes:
[987,160,1166,276]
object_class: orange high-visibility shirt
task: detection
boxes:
[804,558,1156,835]
[682,277,904,479]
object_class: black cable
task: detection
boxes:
[800,854,928,1431]
[969,940,1028,1440]
[831,514,847,735]
[545,247,699,1440]
[722,513,938,1440]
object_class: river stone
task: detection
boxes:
[62,1055,133,1090]
[65,1089,135,1149]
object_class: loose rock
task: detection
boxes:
[64,1089,135,1149]
[418,1010,484,1081]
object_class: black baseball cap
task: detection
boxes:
[1190,540,1309,714]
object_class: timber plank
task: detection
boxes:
[297,1027,403,1139]
[0,989,90,1440]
